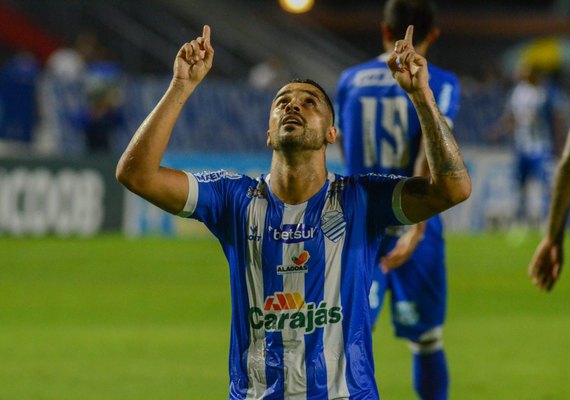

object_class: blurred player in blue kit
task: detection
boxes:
[117,24,470,399]
[336,0,459,398]
[489,63,567,226]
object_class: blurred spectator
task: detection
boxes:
[35,31,99,155]
[0,52,40,155]
[44,31,98,83]
[488,63,568,226]
[80,46,126,154]
[36,32,126,155]
[248,57,292,91]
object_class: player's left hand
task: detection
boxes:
[528,238,563,291]
[380,224,425,273]
[387,25,429,94]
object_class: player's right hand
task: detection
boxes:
[528,238,563,292]
[173,25,214,87]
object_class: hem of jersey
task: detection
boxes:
[177,171,198,217]
[392,178,415,225]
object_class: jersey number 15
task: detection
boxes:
[360,96,410,169]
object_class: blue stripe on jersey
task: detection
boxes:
[221,179,255,400]
[339,179,380,398]
[262,194,286,398]
[303,182,330,398]
[228,217,253,400]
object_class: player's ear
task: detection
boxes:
[266,129,272,148]
[427,27,440,45]
[381,23,393,42]
[381,23,395,52]
[326,126,337,145]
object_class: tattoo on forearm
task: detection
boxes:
[417,100,467,180]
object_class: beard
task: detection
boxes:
[269,125,325,151]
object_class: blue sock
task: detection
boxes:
[413,349,449,400]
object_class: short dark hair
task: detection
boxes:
[383,0,436,45]
[286,78,335,124]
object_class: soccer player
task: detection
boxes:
[116,25,471,399]
[489,63,567,226]
[336,1,459,398]
[528,129,570,292]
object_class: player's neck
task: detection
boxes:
[269,151,328,205]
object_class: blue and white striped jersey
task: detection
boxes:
[179,170,411,399]
[507,80,566,157]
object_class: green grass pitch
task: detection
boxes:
[1,232,568,399]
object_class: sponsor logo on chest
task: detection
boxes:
[269,224,317,243]
[249,291,343,334]
[277,250,310,275]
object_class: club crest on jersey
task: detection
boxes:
[269,224,317,243]
[321,210,346,242]
[277,250,310,275]
[249,291,343,335]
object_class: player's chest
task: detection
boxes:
[242,197,347,274]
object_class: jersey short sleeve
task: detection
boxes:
[177,169,248,234]
[352,173,413,232]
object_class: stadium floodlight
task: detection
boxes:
[279,0,314,14]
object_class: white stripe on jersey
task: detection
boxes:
[280,203,309,398]
[245,192,268,399]
[322,173,350,398]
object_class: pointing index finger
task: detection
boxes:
[202,25,211,42]
[404,25,414,44]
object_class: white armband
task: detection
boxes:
[392,178,414,225]
[177,171,199,217]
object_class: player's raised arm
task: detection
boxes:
[388,25,471,222]
[116,25,214,214]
